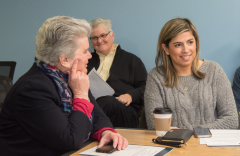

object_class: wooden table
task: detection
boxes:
[70,128,240,156]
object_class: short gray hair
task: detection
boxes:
[89,18,113,32]
[35,16,91,65]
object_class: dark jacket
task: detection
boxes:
[0,63,112,156]
[233,66,240,111]
[87,45,147,111]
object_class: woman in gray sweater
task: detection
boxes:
[145,18,238,130]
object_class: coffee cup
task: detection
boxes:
[153,107,172,136]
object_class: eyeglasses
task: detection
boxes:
[90,31,111,41]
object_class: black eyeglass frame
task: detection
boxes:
[90,31,111,41]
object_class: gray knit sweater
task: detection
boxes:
[144,60,239,130]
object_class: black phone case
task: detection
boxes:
[96,145,117,153]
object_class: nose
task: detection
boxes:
[183,44,189,53]
[97,37,103,43]
[88,51,92,59]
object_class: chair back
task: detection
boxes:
[0,61,16,81]
[0,75,13,110]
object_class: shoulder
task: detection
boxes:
[233,66,240,81]
[199,59,224,73]
[12,63,57,96]
[4,63,59,108]
[148,67,165,80]
[149,66,164,75]
[90,52,98,59]
[116,45,142,61]
[148,67,158,75]
[235,66,240,74]
[200,59,229,83]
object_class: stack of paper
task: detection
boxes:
[80,145,173,156]
[200,130,240,146]
[88,68,115,99]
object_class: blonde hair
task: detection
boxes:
[35,16,91,65]
[155,18,205,87]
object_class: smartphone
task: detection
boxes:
[193,127,212,138]
[95,144,117,154]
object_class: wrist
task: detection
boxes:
[101,130,112,137]
[74,94,88,100]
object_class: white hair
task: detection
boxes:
[89,18,113,33]
[35,16,91,65]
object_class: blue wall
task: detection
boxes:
[1,0,240,83]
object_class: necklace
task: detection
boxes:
[180,77,190,91]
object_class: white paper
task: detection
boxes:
[80,145,169,156]
[200,129,240,146]
[88,68,114,99]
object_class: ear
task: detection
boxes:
[59,55,71,68]
[111,31,115,38]
[161,43,169,55]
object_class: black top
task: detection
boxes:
[87,45,148,111]
[0,63,113,156]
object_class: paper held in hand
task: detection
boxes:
[88,68,115,99]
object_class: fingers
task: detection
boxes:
[112,133,128,150]
[71,60,78,77]
[100,131,128,151]
[116,136,123,150]
[116,94,132,106]
[116,97,125,104]
[97,138,108,149]
[170,127,179,129]
[112,134,118,148]
[67,59,89,99]
[116,96,128,105]
[122,137,128,149]
[125,101,131,106]
[112,134,121,150]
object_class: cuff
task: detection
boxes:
[72,98,94,119]
[91,127,117,141]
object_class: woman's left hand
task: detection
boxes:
[116,94,132,106]
[67,60,89,100]
[98,130,128,151]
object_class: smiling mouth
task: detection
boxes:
[181,56,190,58]
[97,43,105,46]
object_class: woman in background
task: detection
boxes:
[0,16,127,156]
[87,18,147,128]
[145,18,238,130]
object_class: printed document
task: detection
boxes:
[200,129,240,146]
[88,68,114,99]
[79,145,173,156]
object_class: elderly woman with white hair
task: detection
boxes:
[87,18,148,128]
[0,16,128,156]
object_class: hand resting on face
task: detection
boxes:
[67,60,89,100]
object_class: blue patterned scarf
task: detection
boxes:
[35,58,94,142]
[35,58,73,116]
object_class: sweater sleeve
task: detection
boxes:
[91,127,117,141]
[144,69,165,130]
[127,57,148,105]
[232,67,240,112]
[72,98,94,119]
[88,90,114,134]
[203,63,239,129]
